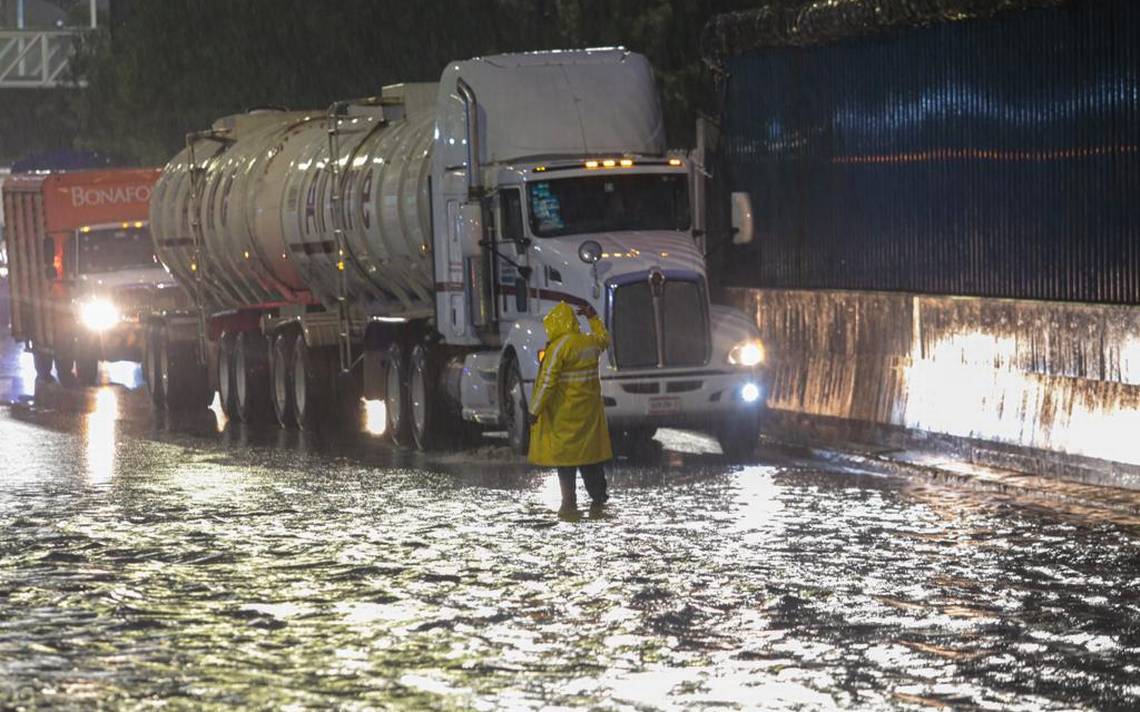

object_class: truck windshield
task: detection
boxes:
[76,226,158,274]
[527,174,690,238]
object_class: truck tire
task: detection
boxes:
[75,335,100,387]
[717,413,762,463]
[291,334,334,431]
[216,332,237,419]
[143,324,164,407]
[54,347,76,386]
[384,340,413,447]
[502,355,530,456]
[409,342,447,451]
[160,327,209,412]
[614,427,658,459]
[33,350,54,381]
[235,331,271,424]
[269,332,295,428]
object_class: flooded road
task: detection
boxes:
[1,321,1138,709]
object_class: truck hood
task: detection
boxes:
[77,266,178,292]
[534,230,705,284]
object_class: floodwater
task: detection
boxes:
[1,302,1138,709]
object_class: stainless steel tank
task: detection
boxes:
[150,84,438,317]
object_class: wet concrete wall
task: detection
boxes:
[726,288,1140,485]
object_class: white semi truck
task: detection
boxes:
[145,49,767,456]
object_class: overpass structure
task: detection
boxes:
[0,0,98,89]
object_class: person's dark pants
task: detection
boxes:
[557,463,608,506]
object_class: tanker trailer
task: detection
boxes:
[146,49,768,458]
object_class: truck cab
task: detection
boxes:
[60,221,183,377]
[2,168,182,386]
[427,50,766,457]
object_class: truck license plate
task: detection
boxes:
[647,396,681,416]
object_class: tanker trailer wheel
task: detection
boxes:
[409,342,447,451]
[502,355,530,457]
[291,334,335,431]
[142,324,164,407]
[159,327,210,412]
[269,332,295,428]
[216,331,237,419]
[384,340,413,448]
[235,331,272,425]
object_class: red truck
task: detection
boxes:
[2,168,186,385]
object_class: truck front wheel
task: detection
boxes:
[75,337,99,387]
[502,356,530,457]
[717,411,762,463]
[33,350,54,381]
[75,356,99,387]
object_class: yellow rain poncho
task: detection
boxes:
[528,302,614,467]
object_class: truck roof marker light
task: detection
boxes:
[585,160,599,169]
[243,251,250,259]
[602,159,616,168]
[337,261,346,271]
[134,221,144,228]
[620,159,633,167]
[121,222,130,228]
[190,263,198,272]
[81,226,91,233]
[668,158,683,167]
[534,166,547,172]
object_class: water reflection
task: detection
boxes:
[208,391,228,433]
[363,399,386,436]
[104,360,143,390]
[1,344,1138,709]
[84,388,118,485]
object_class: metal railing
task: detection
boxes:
[0,30,87,88]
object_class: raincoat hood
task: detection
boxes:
[543,302,580,341]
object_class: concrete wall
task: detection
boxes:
[726,288,1140,483]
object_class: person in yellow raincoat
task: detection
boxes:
[528,301,613,510]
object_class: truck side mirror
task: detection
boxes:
[730,192,754,245]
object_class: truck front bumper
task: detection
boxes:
[600,367,766,430]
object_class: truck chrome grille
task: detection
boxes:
[610,277,709,369]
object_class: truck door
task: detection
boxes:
[496,187,528,320]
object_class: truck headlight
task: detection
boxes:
[79,298,121,332]
[728,339,765,367]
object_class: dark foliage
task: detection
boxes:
[55,0,756,165]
